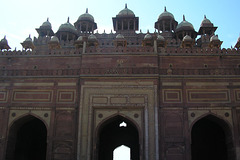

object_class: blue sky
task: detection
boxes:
[1,0,240,50]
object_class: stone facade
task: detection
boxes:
[0,5,240,160]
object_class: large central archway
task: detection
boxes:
[5,115,47,160]
[97,115,140,160]
[191,115,235,160]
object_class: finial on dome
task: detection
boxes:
[183,15,186,21]
[47,17,49,22]
[125,3,127,9]
[147,29,149,33]
[4,35,6,39]
[164,6,166,12]
[86,8,88,13]
[67,17,70,23]
[204,15,206,19]
[29,34,31,38]
[104,29,105,33]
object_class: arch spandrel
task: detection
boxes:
[188,109,233,129]
[8,110,51,128]
[94,110,143,133]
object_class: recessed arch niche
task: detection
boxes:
[96,115,140,160]
[191,114,235,160]
[5,115,47,160]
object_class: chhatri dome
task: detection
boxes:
[200,15,213,27]
[78,8,95,22]
[58,17,77,34]
[117,4,135,17]
[40,18,52,29]
[176,15,194,32]
[158,7,175,21]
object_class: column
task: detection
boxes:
[133,20,136,30]
[67,33,69,41]
[122,20,123,30]
[86,23,89,33]
[154,40,157,53]
[163,21,165,32]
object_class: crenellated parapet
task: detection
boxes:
[1,46,240,57]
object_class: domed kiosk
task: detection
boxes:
[198,15,217,36]
[56,17,78,42]
[0,36,11,51]
[175,15,197,40]
[112,4,139,33]
[21,35,35,50]
[74,8,97,34]
[154,7,178,35]
[36,18,54,37]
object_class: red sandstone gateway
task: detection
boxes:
[0,4,240,160]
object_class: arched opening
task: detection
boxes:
[5,115,47,160]
[113,145,130,160]
[191,115,235,160]
[97,115,140,160]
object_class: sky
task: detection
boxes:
[0,0,240,50]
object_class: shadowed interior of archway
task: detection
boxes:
[5,115,47,160]
[98,116,139,160]
[191,115,235,160]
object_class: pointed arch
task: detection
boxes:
[8,113,48,130]
[113,145,131,160]
[96,113,141,137]
[96,114,140,160]
[5,114,47,160]
[190,112,232,133]
[191,114,236,160]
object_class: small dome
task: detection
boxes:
[88,34,97,41]
[41,18,52,28]
[116,34,125,39]
[201,15,213,27]
[210,35,220,42]
[58,17,77,34]
[176,15,194,32]
[77,36,84,41]
[157,35,165,41]
[183,35,192,41]
[158,7,175,21]
[144,32,152,40]
[78,8,94,22]
[0,36,8,45]
[24,35,33,42]
[50,36,59,43]
[117,4,135,17]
